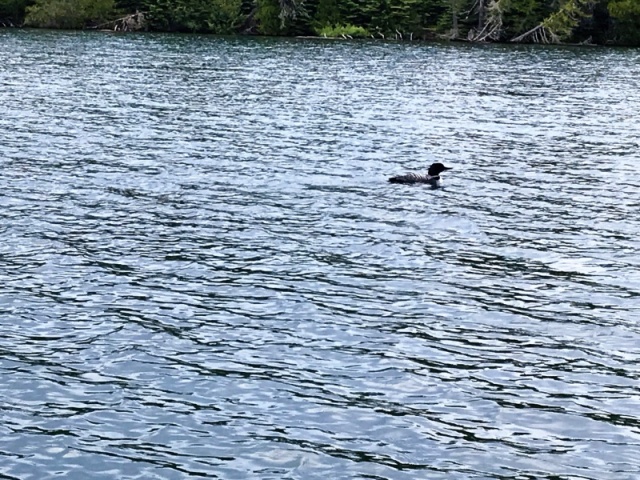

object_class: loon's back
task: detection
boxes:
[388,172,437,185]
[388,162,451,186]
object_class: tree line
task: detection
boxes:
[1,0,639,45]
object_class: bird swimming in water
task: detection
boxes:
[388,162,452,188]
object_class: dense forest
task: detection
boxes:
[0,0,639,45]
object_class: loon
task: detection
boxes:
[388,163,452,187]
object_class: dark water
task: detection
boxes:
[1,29,639,479]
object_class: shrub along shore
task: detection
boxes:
[1,0,639,46]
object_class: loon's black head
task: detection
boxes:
[428,163,452,177]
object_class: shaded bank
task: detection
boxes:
[1,0,639,45]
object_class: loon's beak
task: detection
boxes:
[443,166,452,170]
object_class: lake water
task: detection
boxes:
[1,29,639,480]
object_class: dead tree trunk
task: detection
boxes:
[91,11,146,32]
[451,5,459,39]
[478,0,486,33]
[467,0,504,42]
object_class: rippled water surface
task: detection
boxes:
[1,30,640,479]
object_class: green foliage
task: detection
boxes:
[144,0,242,33]
[3,0,639,45]
[24,0,115,28]
[255,0,282,33]
[314,0,341,26]
[387,0,422,33]
[541,0,593,40]
[253,0,309,34]
[608,0,640,16]
[500,0,547,36]
[278,0,307,25]
[608,0,640,44]
[114,0,144,11]
[316,22,369,36]
[435,0,470,35]
[338,0,368,26]
[0,0,34,25]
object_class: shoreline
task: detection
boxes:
[0,26,629,48]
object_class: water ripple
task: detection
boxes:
[1,30,639,479]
